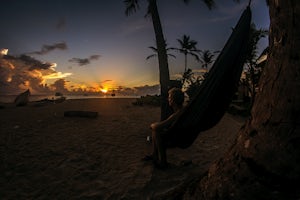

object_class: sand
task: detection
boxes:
[0,98,245,199]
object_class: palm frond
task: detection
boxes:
[189,52,200,61]
[148,46,157,52]
[124,0,140,16]
[146,43,176,60]
[202,0,216,10]
[146,54,157,60]
[167,54,176,59]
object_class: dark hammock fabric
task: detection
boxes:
[165,6,252,149]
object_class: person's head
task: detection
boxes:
[168,87,184,107]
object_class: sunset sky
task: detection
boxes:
[0,0,269,95]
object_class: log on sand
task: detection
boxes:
[64,110,98,118]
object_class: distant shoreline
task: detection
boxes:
[0,94,141,103]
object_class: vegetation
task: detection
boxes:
[182,49,219,99]
[124,0,219,120]
[146,45,176,60]
[182,68,206,99]
[132,95,161,106]
[124,0,170,120]
[243,23,268,106]
[199,49,219,69]
[172,34,201,74]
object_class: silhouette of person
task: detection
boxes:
[145,87,184,168]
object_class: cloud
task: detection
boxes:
[43,71,72,80]
[90,55,101,60]
[69,54,101,66]
[0,52,71,94]
[18,54,56,70]
[29,42,68,55]
[51,79,69,93]
[1,48,8,55]
[101,80,112,83]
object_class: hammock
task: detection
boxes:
[165,6,252,149]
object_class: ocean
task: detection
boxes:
[0,94,140,103]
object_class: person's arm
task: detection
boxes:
[150,112,179,131]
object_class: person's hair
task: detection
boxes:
[168,87,184,105]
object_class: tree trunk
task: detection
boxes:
[149,0,171,120]
[184,1,300,199]
[184,53,188,73]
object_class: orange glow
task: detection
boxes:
[100,88,108,93]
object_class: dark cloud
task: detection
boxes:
[102,80,112,83]
[18,54,55,70]
[69,54,101,66]
[51,79,69,93]
[30,42,67,55]
[68,58,90,66]
[90,55,101,60]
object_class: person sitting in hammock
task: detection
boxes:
[144,87,184,168]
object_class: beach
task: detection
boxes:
[0,98,245,199]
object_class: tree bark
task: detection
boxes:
[184,0,300,199]
[149,0,171,120]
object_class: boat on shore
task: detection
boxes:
[14,89,30,106]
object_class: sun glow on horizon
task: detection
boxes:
[100,88,108,93]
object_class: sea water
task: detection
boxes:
[0,94,140,103]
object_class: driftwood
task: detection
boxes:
[64,111,98,118]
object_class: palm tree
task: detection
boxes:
[124,0,216,120]
[245,23,268,66]
[125,0,170,120]
[146,45,176,60]
[172,34,200,73]
[199,49,219,69]
[244,23,268,105]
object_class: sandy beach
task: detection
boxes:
[0,98,245,199]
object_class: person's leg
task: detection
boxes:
[155,131,167,166]
[151,130,159,162]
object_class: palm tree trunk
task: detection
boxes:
[184,53,188,73]
[184,1,300,199]
[148,0,171,120]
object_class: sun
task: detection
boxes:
[100,88,108,93]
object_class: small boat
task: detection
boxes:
[111,90,116,97]
[14,89,30,106]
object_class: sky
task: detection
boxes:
[0,0,270,96]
